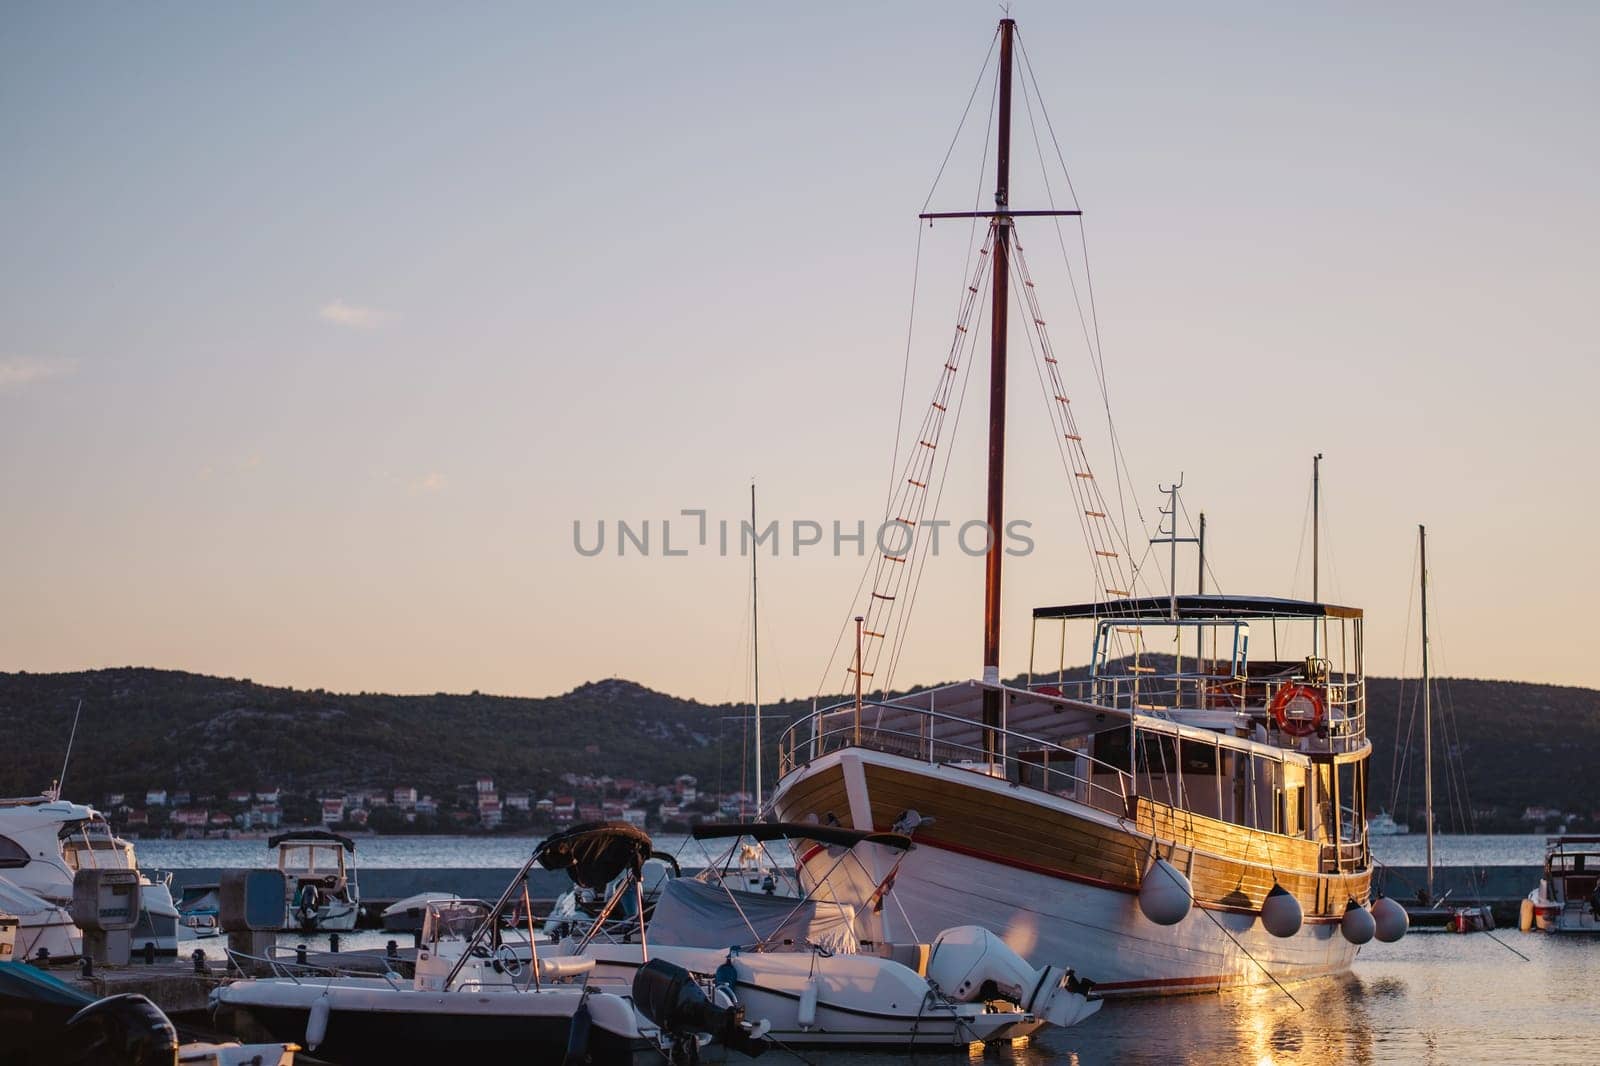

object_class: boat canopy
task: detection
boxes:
[1033,594,1362,621]
[267,830,355,852]
[690,821,911,852]
[537,820,654,889]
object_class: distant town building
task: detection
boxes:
[228,791,252,804]
[622,808,647,828]
[393,787,418,808]
[505,792,530,812]
[476,777,495,795]
[105,792,125,808]
[172,808,208,828]
[241,804,281,829]
[145,790,168,807]
[321,798,346,826]
[255,788,281,803]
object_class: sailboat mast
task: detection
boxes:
[1312,453,1322,601]
[1420,523,1433,899]
[751,482,762,819]
[981,17,1015,754]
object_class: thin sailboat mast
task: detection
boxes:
[751,482,763,819]
[1420,523,1433,899]
[979,17,1015,753]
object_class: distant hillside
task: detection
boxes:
[2,667,1596,831]
[0,668,790,805]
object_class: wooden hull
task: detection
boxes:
[772,748,1369,996]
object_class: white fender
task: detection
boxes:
[796,975,820,1029]
[305,993,330,1051]
[1138,858,1192,926]
[1371,896,1408,943]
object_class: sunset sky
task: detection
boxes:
[3,2,1595,704]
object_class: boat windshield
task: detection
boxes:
[279,843,343,875]
[423,900,492,944]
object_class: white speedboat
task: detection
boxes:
[553,822,1101,1049]
[1525,836,1600,933]
[216,825,770,1066]
[0,793,101,961]
[270,830,360,932]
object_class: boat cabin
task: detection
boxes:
[1542,837,1600,905]
[780,595,1370,871]
[268,830,359,924]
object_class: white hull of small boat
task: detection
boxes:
[575,933,1100,1047]
[0,877,82,962]
[213,977,653,1066]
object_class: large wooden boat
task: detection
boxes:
[768,18,1391,995]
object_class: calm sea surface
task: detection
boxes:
[135,832,1553,871]
[154,835,1586,1065]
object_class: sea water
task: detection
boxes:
[153,835,1586,1065]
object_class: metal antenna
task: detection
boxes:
[55,699,84,800]
[1150,476,1197,622]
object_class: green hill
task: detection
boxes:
[2,667,1595,832]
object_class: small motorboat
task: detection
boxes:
[215,823,769,1066]
[1523,836,1600,933]
[269,831,360,932]
[549,821,1102,1049]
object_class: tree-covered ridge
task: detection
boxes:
[1,667,1595,831]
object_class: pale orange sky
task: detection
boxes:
[2,3,1595,703]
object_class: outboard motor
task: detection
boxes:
[927,926,1101,1029]
[632,958,768,1063]
[46,993,179,1066]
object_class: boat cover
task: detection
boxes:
[537,821,655,890]
[0,960,94,1008]
[648,877,859,954]
[266,830,355,851]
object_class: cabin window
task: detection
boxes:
[0,835,28,869]
[1179,741,1217,775]
[1135,735,1178,773]
[1337,761,1363,843]
[1091,728,1132,773]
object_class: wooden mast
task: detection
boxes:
[981,17,1016,757]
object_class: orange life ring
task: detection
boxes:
[1270,684,1325,737]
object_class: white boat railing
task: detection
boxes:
[779,697,1134,817]
[1023,675,1367,755]
[779,687,1370,854]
